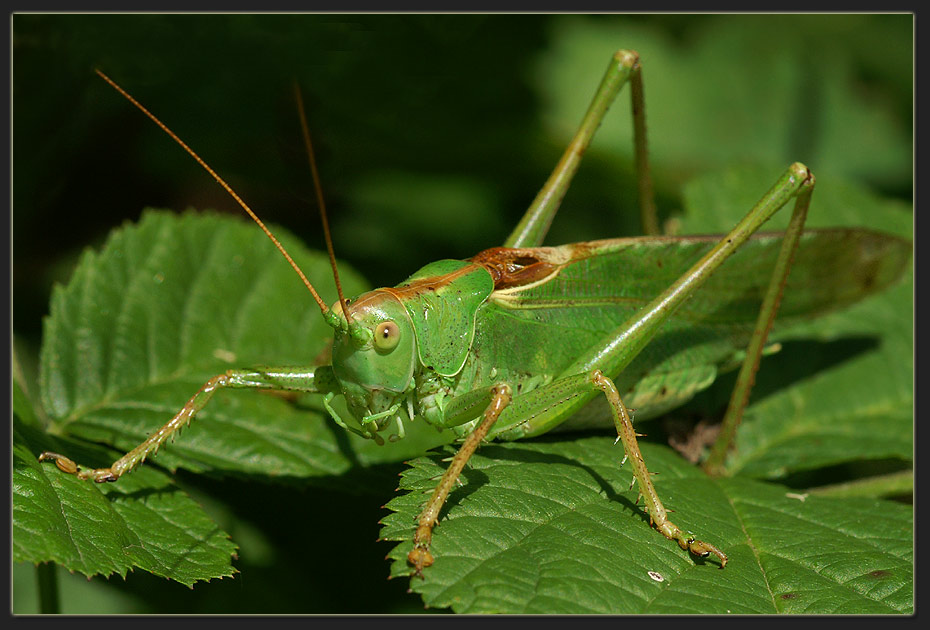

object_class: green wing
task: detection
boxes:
[466,229,910,425]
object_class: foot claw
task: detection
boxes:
[407,546,433,578]
[38,452,120,483]
[683,538,728,568]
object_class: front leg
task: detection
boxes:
[39,365,338,482]
[408,383,512,575]
[407,373,725,576]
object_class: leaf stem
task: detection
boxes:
[36,562,60,614]
[807,470,913,499]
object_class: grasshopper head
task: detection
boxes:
[330,290,417,424]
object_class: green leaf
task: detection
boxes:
[13,418,237,586]
[23,210,453,585]
[13,362,42,430]
[728,275,912,479]
[14,13,911,614]
[382,165,912,612]
[677,166,913,479]
[679,165,912,238]
[539,16,911,191]
[39,210,450,480]
[383,438,912,614]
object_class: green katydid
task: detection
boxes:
[38,50,910,576]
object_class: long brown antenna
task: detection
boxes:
[95,69,331,316]
[291,81,355,328]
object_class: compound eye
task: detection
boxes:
[374,321,401,352]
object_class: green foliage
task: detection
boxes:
[540,16,911,191]
[14,417,238,587]
[13,212,451,609]
[36,211,447,480]
[383,439,911,614]
[13,12,911,615]
[381,166,912,613]
[14,172,912,612]
[679,167,913,480]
